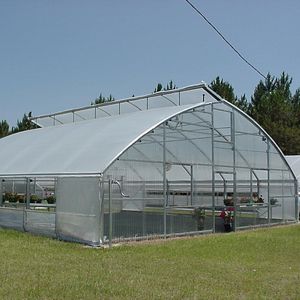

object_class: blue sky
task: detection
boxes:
[1,0,300,126]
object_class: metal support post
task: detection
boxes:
[142,182,146,237]
[99,175,104,245]
[0,179,3,206]
[218,172,226,201]
[231,111,237,231]
[295,179,299,221]
[211,103,216,233]
[250,170,253,202]
[163,122,167,238]
[108,179,113,248]
[190,165,194,206]
[267,140,270,224]
[26,178,30,209]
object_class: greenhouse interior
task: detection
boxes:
[0,83,298,246]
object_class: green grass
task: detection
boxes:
[0,225,300,299]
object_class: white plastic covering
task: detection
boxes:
[0,103,208,176]
[285,155,300,181]
[56,177,101,245]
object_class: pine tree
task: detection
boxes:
[0,120,9,138]
[249,72,299,154]
[92,93,115,105]
[210,76,236,104]
[11,112,35,134]
[154,83,163,93]
[210,76,250,113]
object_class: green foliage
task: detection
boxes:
[165,80,176,91]
[30,195,42,203]
[0,225,299,299]
[0,120,9,138]
[210,73,300,154]
[154,83,163,92]
[249,72,299,154]
[154,80,177,92]
[3,192,24,203]
[11,112,36,134]
[3,192,15,202]
[45,195,56,204]
[91,93,115,105]
[210,76,250,113]
[210,76,236,103]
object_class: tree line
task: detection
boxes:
[0,112,36,138]
[210,73,300,155]
[1,76,299,155]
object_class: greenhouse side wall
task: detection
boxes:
[0,177,56,237]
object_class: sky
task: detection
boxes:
[1,0,300,126]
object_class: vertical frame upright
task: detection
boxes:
[267,139,270,224]
[163,122,167,238]
[231,110,237,231]
[108,178,112,248]
[0,179,3,206]
[211,103,216,232]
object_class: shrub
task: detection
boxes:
[30,195,42,203]
[46,196,56,204]
[3,192,15,202]
[15,194,25,203]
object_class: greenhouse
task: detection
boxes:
[0,83,298,246]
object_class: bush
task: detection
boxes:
[46,196,56,204]
[30,195,42,203]
[3,192,15,202]
[16,194,25,203]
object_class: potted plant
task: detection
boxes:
[30,194,41,203]
[3,192,14,203]
[220,207,234,232]
[270,198,278,205]
[46,195,56,205]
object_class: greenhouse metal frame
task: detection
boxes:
[0,83,298,246]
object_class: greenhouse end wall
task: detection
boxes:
[101,101,298,244]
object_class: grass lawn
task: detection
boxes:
[0,225,299,299]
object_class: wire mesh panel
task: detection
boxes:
[0,177,57,234]
[56,177,101,246]
[0,207,24,230]
[0,178,26,230]
[103,158,165,242]
[24,209,56,237]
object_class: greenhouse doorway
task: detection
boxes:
[214,171,235,232]
[165,163,206,234]
[166,163,193,208]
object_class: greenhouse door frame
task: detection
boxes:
[165,163,194,207]
[214,170,236,231]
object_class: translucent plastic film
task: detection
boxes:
[56,177,101,245]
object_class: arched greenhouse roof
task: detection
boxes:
[0,103,207,176]
[0,83,294,180]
